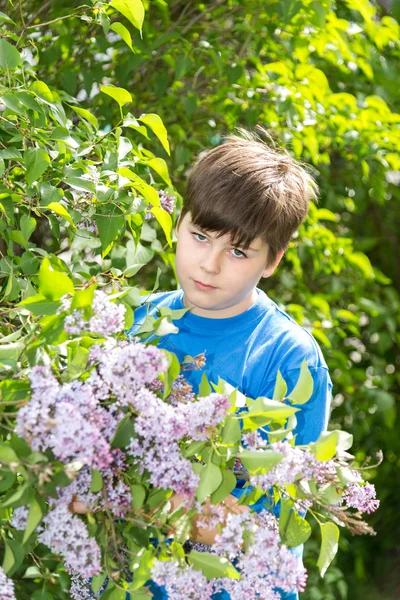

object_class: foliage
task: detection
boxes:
[0,0,399,597]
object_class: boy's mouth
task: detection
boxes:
[193,280,217,290]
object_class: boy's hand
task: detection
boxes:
[170,492,249,546]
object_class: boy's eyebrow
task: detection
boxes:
[190,222,260,252]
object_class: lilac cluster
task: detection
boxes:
[342,481,380,514]
[128,388,199,497]
[11,505,29,531]
[188,393,231,441]
[247,438,337,492]
[68,569,99,600]
[152,560,216,600]
[217,511,307,598]
[90,339,169,407]
[39,504,101,578]
[145,190,176,220]
[61,290,126,336]
[0,566,16,600]
[16,369,115,470]
[128,387,230,499]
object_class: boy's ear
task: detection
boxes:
[261,249,285,279]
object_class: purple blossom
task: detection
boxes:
[249,441,337,492]
[11,505,29,531]
[17,372,116,471]
[39,504,101,578]
[91,340,169,407]
[215,512,307,596]
[61,290,126,336]
[15,365,60,451]
[151,560,215,599]
[343,482,380,514]
[188,393,230,441]
[0,566,16,600]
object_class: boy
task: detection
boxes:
[130,129,332,599]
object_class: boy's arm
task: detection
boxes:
[71,492,249,546]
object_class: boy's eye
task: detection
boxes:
[232,248,247,259]
[193,232,208,242]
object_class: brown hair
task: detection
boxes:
[180,127,318,265]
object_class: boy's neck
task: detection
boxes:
[182,288,258,319]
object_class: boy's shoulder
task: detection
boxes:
[256,290,328,373]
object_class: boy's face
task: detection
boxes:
[175,212,283,318]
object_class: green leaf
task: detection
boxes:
[0,12,16,25]
[69,105,99,130]
[71,285,96,311]
[287,360,314,405]
[110,0,145,31]
[2,539,25,576]
[111,415,135,449]
[64,176,95,193]
[90,469,103,493]
[0,443,19,464]
[118,167,161,206]
[0,157,4,176]
[210,469,237,504]
[110,22,134,51]
[91,573,107,594]
[147,157,172,186]
[0,39,22,71]
[18,293,61,316]
[38,257,74,300]
[279,498,311,547]
[100,84,132,107]
[188,551,240,581]
[317,522,340,577]
[131,484,147,511]
[30,80,53,103]
[96,207,125,258]
[240,449,284,475]
[196,461,223,503]
[312,431,339,461]
[149,206,172,246]
[0,471,17,493]
[47,201,76,229]
[22,496,45,544]
[273,369,288,400]
[20,215,36,243]
[138,113,170,155]
[221,417,241,445]
[25,148,50,187]
[243,396,298,430]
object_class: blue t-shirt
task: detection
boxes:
[129,287,332,600]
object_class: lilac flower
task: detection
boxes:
[65,310,88,335]
[92,341,169,407]
[15,365,60,451]
[249,441,337,492]
[61,290,126,336]
[0,566,16,600]
[216,511,307,596]
[11,506,29,531]
[39,504,101,578]
[187,393,230,441]
[343,482,380,514]
[151,560,215,600]
[89,290,126,336]
[68,568,99,600]
[17,373,115,471]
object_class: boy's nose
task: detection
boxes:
[199,250,221,275]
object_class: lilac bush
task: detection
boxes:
[0,286,380,598]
